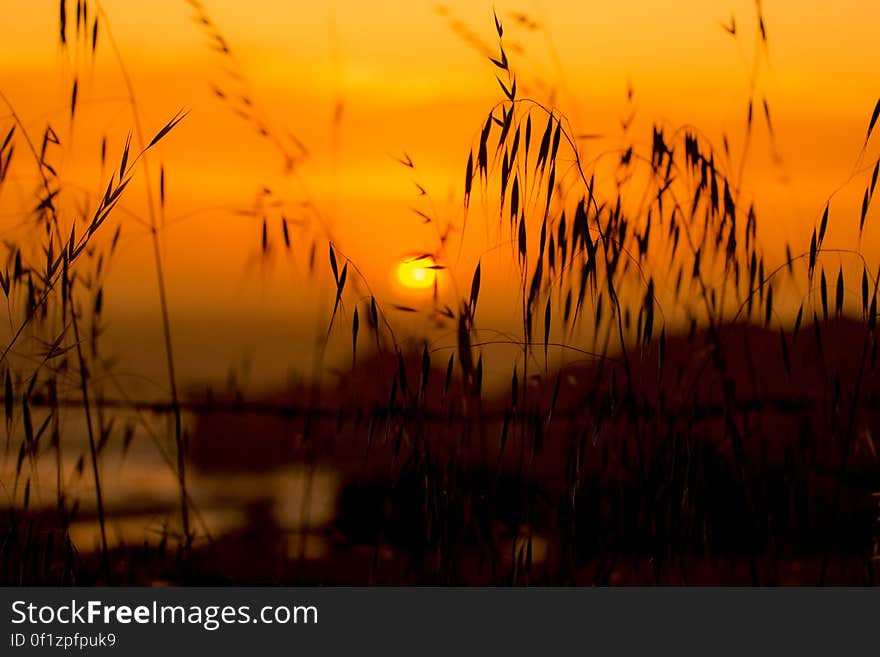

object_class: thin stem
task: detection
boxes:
[94,1,190,555]
[70,290,109,580]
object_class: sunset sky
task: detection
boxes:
[1,0,878,391]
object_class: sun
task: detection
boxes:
[395,256,437,291]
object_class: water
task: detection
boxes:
[1,410,339,559]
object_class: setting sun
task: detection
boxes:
[395,257,437,291]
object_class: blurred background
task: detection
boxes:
[1,1,878,585]
[2,0,878,392]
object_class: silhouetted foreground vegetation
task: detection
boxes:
[1,4,878,585]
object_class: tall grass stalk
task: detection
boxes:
[70,286,109,578]
[93,1,191,556]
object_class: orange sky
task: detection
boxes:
[1,0,879,390]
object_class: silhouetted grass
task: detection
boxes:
[1,4,878,585]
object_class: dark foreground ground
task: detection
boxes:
[3,319,880,585]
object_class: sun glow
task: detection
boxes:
[395,257,437,291]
